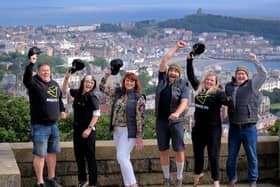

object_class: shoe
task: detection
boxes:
[214,180,220,187]
[34,183,46,187]
[45,177,63,187]
[227,180,237,187]
[193,173,204,187]
[175,179,183,187]
[249,183,257,187]
[78,181,88,187]
[162,178,173,187]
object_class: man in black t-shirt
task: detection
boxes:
[23,48,66,187]
[155,41,189,187]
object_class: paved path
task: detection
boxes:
[144,184,279,187]
[182,184,278,187]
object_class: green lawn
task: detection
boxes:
[270,103,280,109]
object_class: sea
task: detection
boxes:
[221,61,280,72]
[187,59,280,72]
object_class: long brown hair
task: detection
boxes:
[121,72,142,93]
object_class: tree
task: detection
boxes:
[88,58,108,70]
[0,93,31,142]
[143,109,156,139]
[267,119,279,136]
[0,94,159,142]
[137,68,156,96]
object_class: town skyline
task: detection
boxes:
[1,0,280,26]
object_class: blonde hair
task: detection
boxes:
[196,71,220,95]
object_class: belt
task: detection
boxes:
[231,123,254,128]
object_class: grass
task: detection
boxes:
[270,103,280,109]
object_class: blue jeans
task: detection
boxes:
[32,124,61,157]
[226,125,258,184]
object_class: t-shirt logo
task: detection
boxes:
[196,95,208,105]
[47,86,58,98]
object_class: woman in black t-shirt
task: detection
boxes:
[63,72,100,187]
[187,54,231,187]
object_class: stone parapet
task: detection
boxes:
[0,143,21,187]
[0,136,278,187]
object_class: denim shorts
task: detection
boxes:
[156,118,185,152]
[31,124,61,157]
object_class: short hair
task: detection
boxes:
[37,63,50,71]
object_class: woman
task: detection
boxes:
[63,71,100,187]
[99,69,145,187]
[186,54,230,187]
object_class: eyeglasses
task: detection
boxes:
[84,80,95,85]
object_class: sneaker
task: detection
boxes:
[227,180,237,187]
[193,173,204,187]
[175,179,183,187]
[163,178,173,187]
[34,183,46,187]
[78,181,88,187]
[45,177,63,187]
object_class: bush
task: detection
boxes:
[267,119,279,136]
[0,94,158,142]
[0,93,31,142]
[58,109,157,141]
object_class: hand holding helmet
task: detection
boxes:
[110,58,123,75]
[190,42,205,57]
[69,59,85,74]
[28,47,41,64]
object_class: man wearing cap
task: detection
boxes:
[155,41,189,187]
[23,47,66,187]
[225,53,267,187]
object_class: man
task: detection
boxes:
[225,53,267,187]
[155,41,189,187]
[23,47,66,187]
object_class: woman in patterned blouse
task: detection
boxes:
[100,69,146,187]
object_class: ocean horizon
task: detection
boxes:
[1,7,280,27]
[177,59,280,72]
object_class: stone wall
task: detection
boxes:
[1,136,279,187]
[0,143,21,187]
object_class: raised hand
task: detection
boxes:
[177,40,187,48]
[30,54,38,64]
[249,53,258,62]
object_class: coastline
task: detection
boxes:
[149,55,280,71]
[160,55,280,65]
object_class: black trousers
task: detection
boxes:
[73,130,97,186]
[191,125,222,181]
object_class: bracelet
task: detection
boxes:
[88,125,95,131]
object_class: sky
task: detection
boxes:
[1,0,279,26]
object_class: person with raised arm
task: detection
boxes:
[62,70,100,187]
[225,53,267,187]
[99,68,145,187]
[23,47,66,187]
[186,51,231,187]
[155,41,189,187]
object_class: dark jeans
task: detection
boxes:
[73,130,97,186]
[226,124,258,184]
[192,125,222,181]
